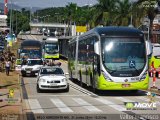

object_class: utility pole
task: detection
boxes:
[9,0,13,35]
[16,9,17,36]
[30,7,32,23]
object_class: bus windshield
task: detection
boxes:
[101,37,146,77]
[21,49,42,58]
[45,43,58,54]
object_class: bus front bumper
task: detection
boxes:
[97,75,149,90]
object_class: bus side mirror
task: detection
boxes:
[145,40,152,56]
[94,42,100,55]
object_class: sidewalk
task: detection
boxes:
[0,71,23,120]
[0,89,22,113]
[149,77,160,95]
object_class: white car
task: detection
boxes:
[36,66,69,92]
[21,59,43,77]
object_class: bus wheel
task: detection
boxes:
[79,72,83,87]
[92,87,99,94]
[69,70,73,80]
[92,79,98,94]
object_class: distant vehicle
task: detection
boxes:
[0,45,4,49]
[36,66,69,93]
[42,37,59,59]
[15,59,22,72]
[19,40,42,59]
[0,47,4,53]
[68,26,152,92]
[21,59,43,77]
[149,43,160,69]
[42,32,48,40]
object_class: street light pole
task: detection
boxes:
[9,0,13,35]
[16,9,17,35]
[148,19,150,41]
[30,7,32,23]
[130,2,133,26]
[129,0,136,27]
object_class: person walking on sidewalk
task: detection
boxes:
[5,59,11,76]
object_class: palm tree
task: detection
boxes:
[113,0,132,26]
[93,0,119,26]
[64,3,78,35]
[135,0,158,29]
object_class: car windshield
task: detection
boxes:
[27,60,43,65]
[40,68,64,75]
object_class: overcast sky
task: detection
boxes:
[0,0,98,8]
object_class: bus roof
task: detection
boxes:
[21,39,41,46]
[79,26,143,39]
[45,37,58,42]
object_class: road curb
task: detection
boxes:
[141,89,160,96]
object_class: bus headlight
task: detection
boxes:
[140,70,148,81]
[101,70,113,82]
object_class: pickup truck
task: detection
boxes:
[21,59,43,77]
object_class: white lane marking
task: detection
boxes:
[29,94,87,97]
[28,99,44,113]
[24,99,30,110]
[95,98,126,111]
[50,98,73,113]
[137,97,149,102]
[115,97,135,102]
[157,96,160,99]
[73,98,101,112]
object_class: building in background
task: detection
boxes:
[0,14,9,32]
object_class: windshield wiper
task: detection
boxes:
[105,67,118,74]
[120,66,139,75]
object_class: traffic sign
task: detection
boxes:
[76,26,87,32]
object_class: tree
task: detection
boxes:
[114,0,131,26]
[135,0,158,29]
[93,0,119,26]
[64,3,78,35]
[7,9,30,34]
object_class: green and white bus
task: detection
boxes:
[68,26,152,92]
[43,37,59,59]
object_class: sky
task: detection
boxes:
[0,0,98,8]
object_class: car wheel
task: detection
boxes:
[37,84,42,93]
[22,74,26,77]
[64,85,69,92]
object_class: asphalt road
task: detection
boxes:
[19,34,160,120]
[20,60,160,120]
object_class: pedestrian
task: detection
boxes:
[5,59,11,76]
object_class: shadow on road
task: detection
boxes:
[69,78,147,97]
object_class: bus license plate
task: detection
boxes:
[122,84,130,88]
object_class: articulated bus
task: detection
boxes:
[43,37,59,59]
[68,26,152,92]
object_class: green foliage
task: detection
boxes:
[6,0,158,33]
[7,8,30,34]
